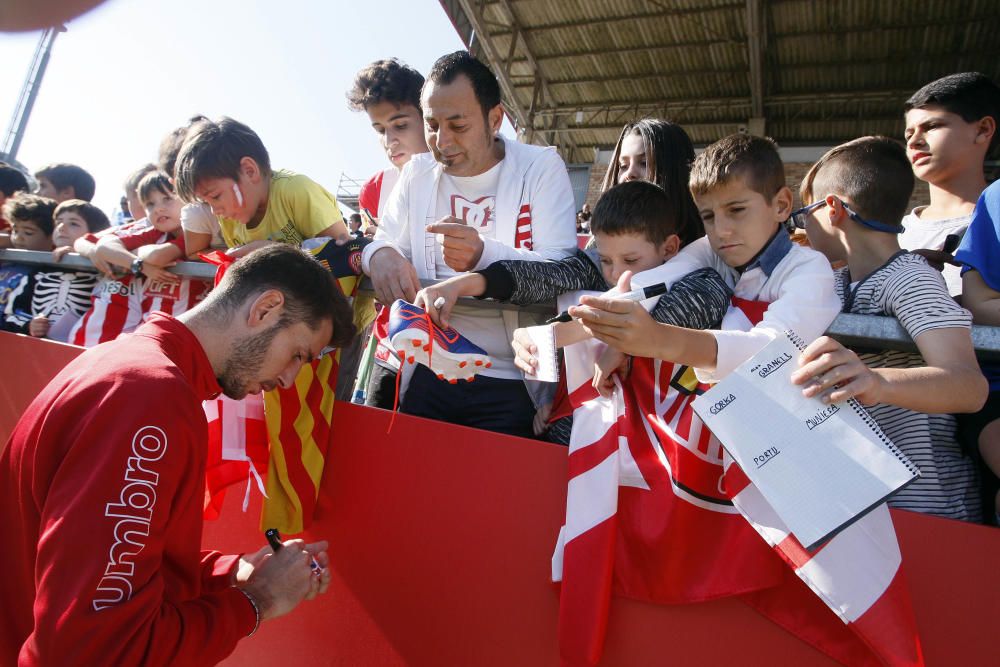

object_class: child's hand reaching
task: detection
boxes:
[415,273,487,328]
[227,240,274,259]
[29,316,50,338]
[592,346,629,398]
[415,281,461,329]
[511,327,540,376]
[141,262,181,286]
[52,246,73,262]
[790,335,885,406]
[569,272,662,358]
[532,402,553,436]
[90,245,120,278]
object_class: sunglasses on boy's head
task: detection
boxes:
[788,198,905,234]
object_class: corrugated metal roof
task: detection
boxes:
[438,0,1000,163]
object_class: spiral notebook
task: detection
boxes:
[692,330,919,550]
[519,325,560,383]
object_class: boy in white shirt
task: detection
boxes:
[347,59,429,408]
[564,134,840,388]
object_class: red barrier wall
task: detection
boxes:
[2,332,998,665]
[0,333,83,444]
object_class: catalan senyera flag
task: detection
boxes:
[260,237,374,534]
[260,350,341,534]
[552,295,923,667]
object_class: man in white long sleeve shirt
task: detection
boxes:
[361,50,577,436]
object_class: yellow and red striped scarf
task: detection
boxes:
[260,261,374,533]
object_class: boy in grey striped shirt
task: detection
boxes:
[791,136,987,522]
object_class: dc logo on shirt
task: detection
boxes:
[451,195,495,229]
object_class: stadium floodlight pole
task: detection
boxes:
[1,25,65,162]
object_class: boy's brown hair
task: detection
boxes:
[34,163,96,202]
[173,117,271,203]
[591,180,677,246]
[54,199,111,233]
[689,134,785,201]
[3,192,57,236]
[137,171,175,204]
[347,59,424,112]
[800,136,914,228]
[158,115,209,177]
[123,163,157,196]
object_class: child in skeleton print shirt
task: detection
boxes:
[18,200,110,340]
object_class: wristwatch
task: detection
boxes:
[130,257,144,277]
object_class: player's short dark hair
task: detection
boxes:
[210,244,356,348]
[591,180,677,246]
[3,192,57,236]
[137,171,175,203]
[347,59,424,112]
[801,136,914,229]
[53,199,110,233]
[425,51,501,120]
[173,117,271,202]
[904,72,1000,154]
[690,134,785,201]
[34,163,96,201]
[0,163,29,197]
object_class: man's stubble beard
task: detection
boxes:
[216,322,282,399]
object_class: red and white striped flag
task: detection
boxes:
[552,296,923,667]
[198,252,271,519]
[724,459,924,666]
[202,393,269,519]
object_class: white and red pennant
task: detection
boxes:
[552,295,923,667]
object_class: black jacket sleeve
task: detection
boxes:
[649,267,732,330]
[475,249,606,305]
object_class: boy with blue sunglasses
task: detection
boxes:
[792,135,986,522]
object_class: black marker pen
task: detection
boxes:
[265,528,323,575]
[545,281,670,324]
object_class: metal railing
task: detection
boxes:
[2,248,998,361]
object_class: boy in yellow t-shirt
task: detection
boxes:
[173,116,351,256]
[174,116,370,405]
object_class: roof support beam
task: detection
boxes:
[511,49,1000,88]
[526,77,541,144]
[504,26,519,79]
[488,2,745,35]
[545,114,903,136]
[548,123,743,136]
[745,0,766,133]
[532,89,914,119]
[499,14,1000,66]
[512,68,747,88]
[493,0,563,147]
[454,0,530,134]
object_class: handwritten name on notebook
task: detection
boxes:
[693,331,918,550]
[751,351,793,378]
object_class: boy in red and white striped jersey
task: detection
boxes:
[70,172,209,346]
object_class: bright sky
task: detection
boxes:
[0,0,475,216]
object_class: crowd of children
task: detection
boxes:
[0,64,998,525]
